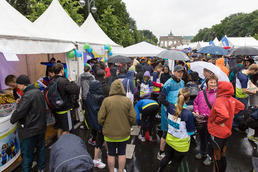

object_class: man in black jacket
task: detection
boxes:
[10,75,46,172]
[51,63,80,137]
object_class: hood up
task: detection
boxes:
[109,79,126,96]
[217,81,234,97]
[89,80,103,95]
[144,71,151,78]
[127,70,135,79]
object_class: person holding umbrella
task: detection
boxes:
[157,65,185,160]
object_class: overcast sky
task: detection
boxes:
[122,0,258,37]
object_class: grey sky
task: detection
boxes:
[122,0,258,37]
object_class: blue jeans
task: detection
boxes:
[20,134,46,172]
[233,97,248,128]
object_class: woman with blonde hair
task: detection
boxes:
[157,88,195,172]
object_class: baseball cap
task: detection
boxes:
[174,65,184,72]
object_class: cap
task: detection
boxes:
[16,75,30,86]
[174,65,184,72]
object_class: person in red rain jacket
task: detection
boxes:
[208,81,245,172]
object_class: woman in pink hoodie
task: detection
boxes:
[193,75,218,166]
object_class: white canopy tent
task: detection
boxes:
[113,41,165,57]
[33,0,87,44]
[219,36,258,48]
[80,13,121,47]
[0,0,74,54]
[213,37,220,46]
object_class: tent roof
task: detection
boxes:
[113,41,165,57]
[213,37,220,45]
[0,0,74,54]
[34,0,87,43]
[0,0,44,38]
[81,13,121,47]
[226,36,258,47]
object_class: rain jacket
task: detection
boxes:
[49,134,93,172]
[193,89,216,122]
[139,71,153,99]
[135,99,159,124]
[159,75,184,131]
[208,81,245,139]
[85,80,104,131]
[78,72,95,100]
[98,80,136,140]
[118,71,135,93]
[216,58,229,76]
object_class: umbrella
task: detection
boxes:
[197,46,228,55]
[108,55,131,63]
[230,46,258,56]
[157,50,189,61]
[190,61,229,82]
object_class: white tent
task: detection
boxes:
[223,36,258,48]
[33,0,87,44]
[0,0,74,54]
[197,41,209,50]
[80,13,121,47]
[113,41,165,57]
[213,37,220,46]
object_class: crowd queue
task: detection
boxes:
[4,54,258,172]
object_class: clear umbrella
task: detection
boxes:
[157,50,189,61]
[190,61,229,82]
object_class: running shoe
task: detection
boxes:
[157,152,165,160]
[93,159,106,169]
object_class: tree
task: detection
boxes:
[140,30,158,45]
[192,10,258,42]
[8,0,84,24]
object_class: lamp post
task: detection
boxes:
[79,0,97,14]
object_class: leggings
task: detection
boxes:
[141,104,159,136]
[210,135,228,172]
[159,144,187,172]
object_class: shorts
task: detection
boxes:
[54,111,73,131]
[162,131,167,139]
[107,141,128,156]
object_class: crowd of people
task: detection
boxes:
[4,54,258,172]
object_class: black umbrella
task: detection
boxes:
[108,55,131,63]
[230,46,258,56]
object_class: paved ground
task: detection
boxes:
[74,128,256,172]
[15,126,256,172]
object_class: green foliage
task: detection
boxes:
[8,0,158,47]
[192,10,258,42]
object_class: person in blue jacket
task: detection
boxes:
[157,65,185,160]
[135,99,159,142]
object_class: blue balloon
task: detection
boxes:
[108,52,112,56]
[75,50,82,57]
[88,48,93,53]
[104,45,109,50]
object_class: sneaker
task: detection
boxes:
[88,138,96,146]
[203,156,212,166]
[93,159,106,169]
[248,135,258,142]
[138,135,146,142]
[195,153,202,160]
[114,168,126,172]
[157,152,165,160]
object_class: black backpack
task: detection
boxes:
[45,78,65,112]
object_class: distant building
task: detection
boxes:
[159,31,193,48]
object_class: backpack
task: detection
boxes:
[231,66,245,97]
[45,78,65,112]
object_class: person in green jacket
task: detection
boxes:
[98,79,136,172]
